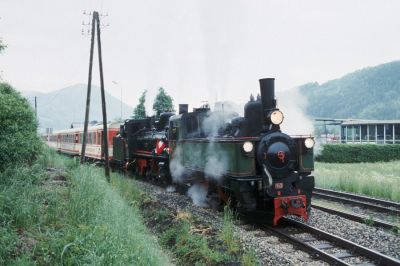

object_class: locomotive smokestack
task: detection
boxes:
[179,104,189,114]
[259,78,276,111]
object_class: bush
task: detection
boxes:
[316,144,400,163]
[0,83,42,171]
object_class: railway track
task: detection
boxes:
[312,204,399,231]
[268,217,400,266]
[313,188,400,216]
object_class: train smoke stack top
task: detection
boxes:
[259,78,276,111]
[179,104,189,114]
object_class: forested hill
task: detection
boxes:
[299,61,400,119]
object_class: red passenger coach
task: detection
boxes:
[44,122,121,160]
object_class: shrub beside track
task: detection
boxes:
[0,83,42,171]
[316,144,400,163]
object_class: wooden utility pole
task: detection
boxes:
[96,12,110,180]
[81,13,96,164]
[81,11,110,181]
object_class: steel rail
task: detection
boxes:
[313,191,400,216]
[283,217,400,266]
[312,204,399,231]
[314,188,400,209]
[267,226,351,265]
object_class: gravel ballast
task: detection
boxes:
[308,208,400,259]
[133,179,400,264]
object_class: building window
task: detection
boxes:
[361,125,368,142]
[368,125,376,143]
[354,125,360,142]
[347,126,353,142]
[341,126,346,143]
[395,124,400,144]
[385,124,394,144]
[377,124,384,144]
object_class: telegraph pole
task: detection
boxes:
[96,12,110,180]
[81,13,96,165]
[81,11,110,181]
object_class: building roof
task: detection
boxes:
[341,119,400,126]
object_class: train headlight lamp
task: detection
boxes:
[243,141,254,153]
[304,138,315,149]
[270,110,284,125]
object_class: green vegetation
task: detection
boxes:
[153,87,175,119]
[133,89,148,119]
[113,180,234,265]
[0,83,42,171]
[0,147,172,265]
[316,144,400,163]
[110,176,258,265]
[315,161,400,201]
[300,60,400,119]
[220,205,240,254]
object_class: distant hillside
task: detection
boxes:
[23,84,133,131]
[299,61,400,119]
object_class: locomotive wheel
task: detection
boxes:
[208,194,222,211]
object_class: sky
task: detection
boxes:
[1,0,400,114]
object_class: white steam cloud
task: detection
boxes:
[187,184,209,208]
[276,87,314,136]
[169,146,186,183]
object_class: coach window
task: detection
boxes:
[97,132,101,145]
[395,124,400,144]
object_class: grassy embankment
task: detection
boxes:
[0,147,171,265]
[1,147,258,265]
[315,161,400,202]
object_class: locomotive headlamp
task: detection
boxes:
[304,138,315,149]
[243,141,254,153]
[270,110,284,125]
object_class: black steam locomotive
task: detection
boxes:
[112,78,315,225]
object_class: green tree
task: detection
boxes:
[0,83,42,171]
[153,87,175,119]
[133,90,147,119]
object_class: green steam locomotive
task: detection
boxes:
[112,78,315,225]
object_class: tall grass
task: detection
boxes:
[36,145,77,169]
[61,165,171,265]
[315,161,400,202]
[220,205,240,254]
[0,148,172,265]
